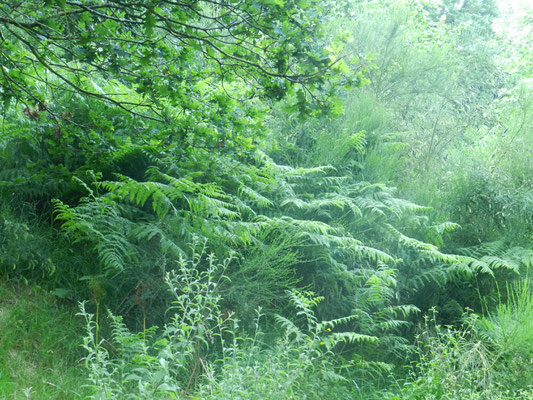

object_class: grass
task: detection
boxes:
[477,278,533,389]
[0,282,87,400]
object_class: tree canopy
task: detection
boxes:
[0,0,348,133]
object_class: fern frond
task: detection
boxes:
[100,178,179,219]
[453,257,494,277]
[386,224,437,251]
[276,217,337,236]
[189,195,240,219]
[318,314,359,330]
[384,197,431,218]
[376,319,409,331]
[238,185,273,208]
[95,234,133,274]
[346,131,367,154]
[329,331,378,345]
[410,267,449,289]
[424,221,461,247]
[352,196,388,217]
[353,246,396,264]
[274,314,302,340]
[288,165,337,178]
[387,304,420,318]
[480,255,520,273]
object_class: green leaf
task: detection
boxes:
[145,11,157,37]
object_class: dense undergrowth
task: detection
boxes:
[0,0,532,398]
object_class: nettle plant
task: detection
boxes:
[79,245,229,399]
[79,246,372,399]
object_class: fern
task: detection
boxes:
[459,241,533,272]
[46,141,505,375]
[238,185,273,208]
[425,221,461,247]
[53,197,137,275]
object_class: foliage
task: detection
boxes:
[338,1,533,249]
[219,228,302,325]
[80,246,227,399]
[49,135,511,360]
[0,204,96,303]
[0,0,348,122]
[80,250,362,399]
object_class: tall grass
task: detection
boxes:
[384,280,533,400]
[477,278,533,388]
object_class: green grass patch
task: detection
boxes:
[0,283,87,399]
